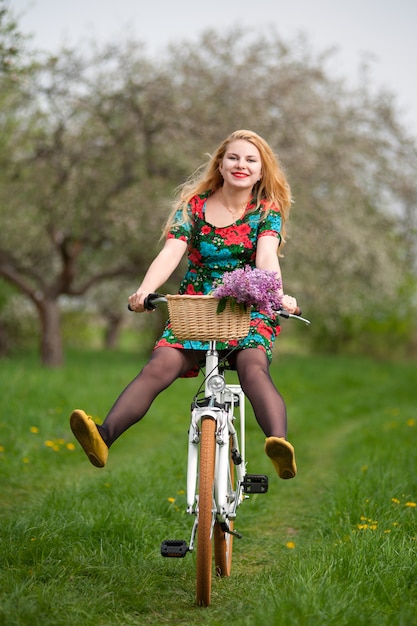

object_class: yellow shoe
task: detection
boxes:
[70,409,108,468]
[264,437,297,480]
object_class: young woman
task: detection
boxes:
[70,130,298,479]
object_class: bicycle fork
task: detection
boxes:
[186,403,236,549]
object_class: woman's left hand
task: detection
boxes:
[281,294,298,314]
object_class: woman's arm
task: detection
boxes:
[255,235,281,281]
[128,238,188,312]
[256,235,298,313]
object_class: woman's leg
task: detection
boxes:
[98,347,198,446]
[70,347,198,466]
[235,348,296,479]
[235,348,287,438]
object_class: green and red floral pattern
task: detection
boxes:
[154,192,282,374]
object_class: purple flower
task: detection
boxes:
[213,267,282,316]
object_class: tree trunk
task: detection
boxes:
[0,323,9,356]
[37,298,64,367]
[104,313,123,349]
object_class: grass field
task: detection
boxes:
[0,347,416,625]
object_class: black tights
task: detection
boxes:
[98,347,287,447]
[235,348,287,438]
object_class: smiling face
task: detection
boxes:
[218,139,262,191]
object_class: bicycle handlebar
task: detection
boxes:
[129,293,310,325]
[277,307,310,325]
[144,293,167,310]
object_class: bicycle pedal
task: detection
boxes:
[160,540,189,558]
[242,474,269,494]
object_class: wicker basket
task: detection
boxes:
[166,294,251,341]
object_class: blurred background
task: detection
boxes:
[1,0,416,366]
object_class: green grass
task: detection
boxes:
[0,348,416,625]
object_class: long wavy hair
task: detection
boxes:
[162,130,292,244]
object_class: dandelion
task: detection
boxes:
[405,502,416,508]
[361,465,368,472]
[177,489,185,495]
[22,457,29,463]
[407,419,416,427]
[44,440,60,451]
[0,445,4,453]
[391,498,400,504]
[167,497,175,504]
[66,442,75,451]
[30,426,39,434]
[285,541,296,549]
[357,517,379,531]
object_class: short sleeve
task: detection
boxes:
[167,207,192,243]
[258,206,282,242]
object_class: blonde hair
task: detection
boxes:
[162,130,292,244]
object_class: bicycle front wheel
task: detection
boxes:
[214,436,235,577]
[196,416,216,607]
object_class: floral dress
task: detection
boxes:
[154,191,282,375]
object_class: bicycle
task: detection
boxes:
[138,293,310,607]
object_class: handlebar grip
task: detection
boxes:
[143,294,156,310]
[144,292,165,310]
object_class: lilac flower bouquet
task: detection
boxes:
[212,266,282,317]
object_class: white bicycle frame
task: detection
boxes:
[186,341,246,551]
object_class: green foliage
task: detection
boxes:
[0,350,416,624]
[304,273,417,358]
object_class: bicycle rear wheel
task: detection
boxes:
[196,416,216,607]
[214,437,235,577]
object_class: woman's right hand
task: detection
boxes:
[128,291,148,312]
